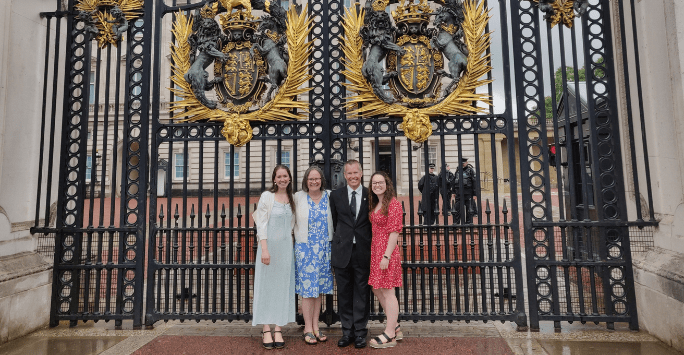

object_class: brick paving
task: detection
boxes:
[2,319,680,355]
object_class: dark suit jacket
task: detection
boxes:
[330,186,372,269]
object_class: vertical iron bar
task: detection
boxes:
[627,0,655,221]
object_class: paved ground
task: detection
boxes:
[0,319,680,355]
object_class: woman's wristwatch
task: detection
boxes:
[383,255,390,260]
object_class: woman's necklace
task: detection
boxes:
[275,191,289,204]
[309,191,323,202]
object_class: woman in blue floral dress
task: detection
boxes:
[294,166,334,345]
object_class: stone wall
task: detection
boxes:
[0,0,54,344]
[617,0,684,352]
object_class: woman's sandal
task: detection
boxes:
[262,330,274,350]
[302,332,317,345]
[369,332,397,349]
[273,330,285,349]
[395,325,404,341]
[313,329,327,342]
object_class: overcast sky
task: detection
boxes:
[482,0,587,117]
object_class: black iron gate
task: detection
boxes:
[31,0,654,331]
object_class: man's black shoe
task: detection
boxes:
[354,336,367,348]
[338,335,353,347]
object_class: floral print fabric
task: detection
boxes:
[295,192,334,298]
[368,198,403,289]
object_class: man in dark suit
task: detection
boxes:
[330,160,372,348]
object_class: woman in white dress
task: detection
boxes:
[252,165,296,349]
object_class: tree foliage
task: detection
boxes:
[533,57,605,119]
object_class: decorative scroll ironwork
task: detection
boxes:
[168,2,313,147]
[75,0,143,47]
[32,0,651,331]
[341,0,493,143]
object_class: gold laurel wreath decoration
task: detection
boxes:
[75,0,144,48]
[168,6,314,146]
[341,0,492,143]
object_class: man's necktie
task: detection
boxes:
[350,191,357,220]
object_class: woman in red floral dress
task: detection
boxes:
[367,171,403,349]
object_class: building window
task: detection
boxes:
[418,143,437,173]
[132,72,142,96]
[173,84,184,102]
[281,0,289,9]
[86,155,92,181]
[174,153,186,179]
[280,151,290,169]
[224,152,239,178]
[90,71,96,104]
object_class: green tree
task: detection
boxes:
[535,57,605,119]
[554,66,586,101]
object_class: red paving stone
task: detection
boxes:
[132,335,514,355]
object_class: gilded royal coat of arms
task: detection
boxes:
[169,0,313,146]
[342,0,493,143]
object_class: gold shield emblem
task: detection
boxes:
[215,41,266,104]
[397,42,434,95]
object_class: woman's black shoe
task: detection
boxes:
[273,330,285,349]
[262,330,274,350]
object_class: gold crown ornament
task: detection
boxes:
[219,9,258,32]
[391,0,432,25]
[200,2,219,18]
[372,0,389,11]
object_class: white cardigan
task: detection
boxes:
[252,191,295,241]
[293,190,334,244]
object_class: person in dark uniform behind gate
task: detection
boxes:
[329,160,372,349]
[418,163,439,225]
[438,163,455,215]
[453,158,478,225]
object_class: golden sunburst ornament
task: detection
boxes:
[533,0,577,28]
[341,0,493,143]
[168,6,314,146]
[75,0,144,48]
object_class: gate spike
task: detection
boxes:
[220,204,226,219]
[502,199,508,213]
[417,201,423,225]
[159,204,164,220]
[205,204,211,219]
[174,204,179,220]
[190,204,195,219]
[237,204,242,218]
[485,199,491,214]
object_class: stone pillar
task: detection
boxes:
[615,0,684,352]
[0,0,54,344]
